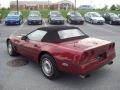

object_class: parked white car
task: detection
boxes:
[84,12,105,24]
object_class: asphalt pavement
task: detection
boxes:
[0,20,120,90]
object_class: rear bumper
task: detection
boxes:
[51,20,64,24]
[112,21,120,25]
[28,20,42,25]
[71,20,84,24]
[93,20,104,24]
[5,21,20,25]
[57,53,115,75]
[79,53,115,75]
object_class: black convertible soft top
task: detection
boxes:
[37,26,80,31]
[36,26,88,43]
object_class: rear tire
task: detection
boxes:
[48,19,52,24]
[90,20,93,24]
[7,40,17,56]
[80,22,84,25]
[109,21,113,25]
[40,54,59,79]
[68,19,72,24]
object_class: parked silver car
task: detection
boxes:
[84,12,105,24]
[118,14,120,18]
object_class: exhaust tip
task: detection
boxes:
[108,61,113,65]
[79,74,90,79]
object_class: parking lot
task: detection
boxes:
[0,20,120,90]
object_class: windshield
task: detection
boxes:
[109,13,119,18]
[29,15,40,18]
[51,14,62,17]
[30,11,40,14]
[51,11,60,14]
[9,11,19,15]
[90,13,101,17]
[6,16,19,19]
[58,29,85,39]
[71,12,82,17]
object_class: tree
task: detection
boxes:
[101,5,108,10]
[116,4,120,10]
[110,4,116,10]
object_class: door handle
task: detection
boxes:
[34,44,39,48]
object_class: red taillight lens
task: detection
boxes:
[109,43,115,50]
[111,43,115,48]
[109,45,112,50]
[81,52,88,60]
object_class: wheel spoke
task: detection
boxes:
[8,42,12,55]
[42,58,53,76]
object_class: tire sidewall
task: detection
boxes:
[40,54,58,79]
[7,40,16,56]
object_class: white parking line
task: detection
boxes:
[0,20,5,26]
[65,22,70,26]
[43,19,47,27]
[0,37,7,41]
[12,20,26,35]
[84,23,117,34]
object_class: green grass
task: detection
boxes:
[0,9,120,19]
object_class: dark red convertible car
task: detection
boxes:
[6,26,116,79]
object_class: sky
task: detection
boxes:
[0,0,120,8]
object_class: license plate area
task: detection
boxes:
[96,52,107,61]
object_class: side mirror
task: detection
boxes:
[21,35,28,40]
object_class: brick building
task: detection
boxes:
[10,1,52,10]
[10,0,74,10]
[51,0,74,10]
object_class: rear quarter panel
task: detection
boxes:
[40,43,82,73]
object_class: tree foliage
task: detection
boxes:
[101,5,108,10]
[110,4,116,10]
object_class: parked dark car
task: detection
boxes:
[103,13,120,25]
[48,11,64,25]
[5,14,23,25]
[27,14,42,25]
[67,11,84,25]
[0,13,2,23]
[7,26,115,79]
[84,12,105,24]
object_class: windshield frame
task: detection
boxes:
[6,15,20,19]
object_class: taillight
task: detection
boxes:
[109,43,115,50]
[80,51,95,65]
[111,43,115,48]
[81,52,88,60]
[109,44,112,50]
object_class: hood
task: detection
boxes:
[51,16,64,20]
[111,17,120,21]
[91,17,104,21]
[28,17,41,20]
[60,37,111,51]
[71,16,84,21]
